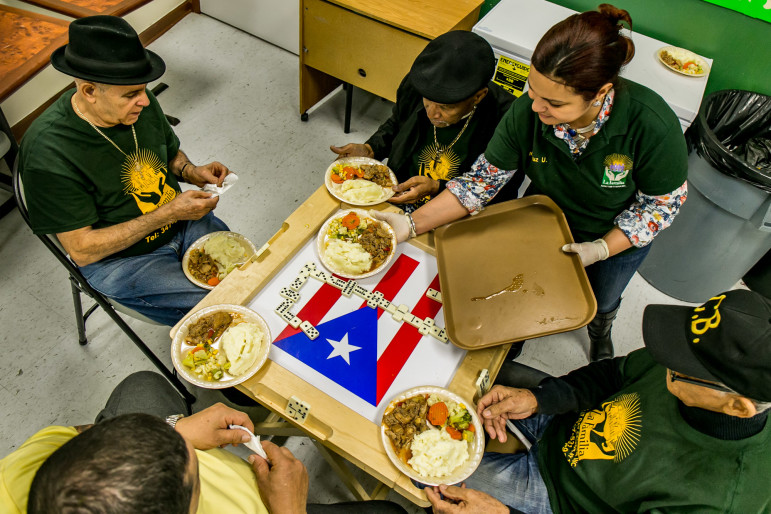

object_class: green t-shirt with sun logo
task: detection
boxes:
[409,113,479,207]
[536,349,771,513]
[20,88,182,259]
[484,78,688,244]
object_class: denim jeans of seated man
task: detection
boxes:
[415,414,555,514]
[79,212,229,326]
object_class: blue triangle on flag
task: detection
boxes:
[273,307,378,405]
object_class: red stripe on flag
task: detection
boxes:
[359,254,419,318]
[376,275,442,403]
[275,253,420,341]
[275,282,341,341]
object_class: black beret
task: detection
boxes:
[409,30,496,104]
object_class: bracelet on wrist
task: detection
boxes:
[165,414,184,429]
[180,162,192,182]
[406,213,418,239]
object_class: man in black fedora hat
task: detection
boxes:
[426,289,771,514]
[19,16,233,326]
[330,30,517,212]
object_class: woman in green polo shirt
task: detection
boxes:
[376,4,688,361]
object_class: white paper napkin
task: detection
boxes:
[228,423,270,462]
[202,173,239,196]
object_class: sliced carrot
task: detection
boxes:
[331,172,344,184]
[207,276,220,286]
[427,402,449,426]
[341,212,360,230]
[343,166,357,180]
[445,425,462,440]
[467,424,475,432]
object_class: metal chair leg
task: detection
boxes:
[344,82,353,134]
[70,276,88,346]
[96,298,196,406]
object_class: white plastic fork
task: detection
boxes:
[228,424,270,462]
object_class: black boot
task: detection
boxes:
[587,306,620,361]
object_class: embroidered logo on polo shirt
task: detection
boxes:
[562,392,642,467]
[601,153,633,188]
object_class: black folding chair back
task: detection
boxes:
[12,159,195,409]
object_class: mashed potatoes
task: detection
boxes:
[204,235,248,278]
[220,322,263,376]
[339,179,387,203]
[408,428,470,478]
[325,239,372,275]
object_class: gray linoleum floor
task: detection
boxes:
[0,12,703,511]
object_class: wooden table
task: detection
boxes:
[299,0,483,131]
[171,186,509,506]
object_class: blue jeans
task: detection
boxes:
[80,213,229,326]
[463,415,554,514]
[585,244,651,313]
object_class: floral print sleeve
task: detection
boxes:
[615,181,688,247]
[446,154,518,214]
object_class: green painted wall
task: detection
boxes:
[478,0,771,97]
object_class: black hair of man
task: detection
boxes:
[28,413,194,514]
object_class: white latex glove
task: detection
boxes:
[369,210,411,243]
[561,239,609,267]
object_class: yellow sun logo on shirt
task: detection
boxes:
[120,148,177,214]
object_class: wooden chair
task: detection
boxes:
[12,159,196,408]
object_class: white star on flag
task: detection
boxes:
[326,333,361,365]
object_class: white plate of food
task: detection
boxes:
[656,46,709,77]
[182,231,257,290]
[381,386,485,486]
[316,209,397,279]
[325,157,398,206]
[171,304,271,389]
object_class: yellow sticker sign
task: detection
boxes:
[493,55,530,97]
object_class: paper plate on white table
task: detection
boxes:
[657,46,709,77]
[324,157,397,206]
[172,304,271,389]
[316,209,397,279]
[381,386,484,486]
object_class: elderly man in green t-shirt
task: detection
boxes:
[427,289,771,514]
[19,16,230,325]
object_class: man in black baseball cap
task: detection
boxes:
[19,16,234,325]
[330,30,515,211]
[425,289,771,514]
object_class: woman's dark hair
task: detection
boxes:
[28,414,194,514]
[531,4,635,100]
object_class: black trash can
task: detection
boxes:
[639,90,771,302]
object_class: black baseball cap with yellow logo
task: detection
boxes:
[643,290,771,402]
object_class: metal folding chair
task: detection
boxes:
[12,159,195,408]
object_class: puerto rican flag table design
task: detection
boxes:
[247,240,466,423]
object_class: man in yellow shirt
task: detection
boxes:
[1,372,407,514]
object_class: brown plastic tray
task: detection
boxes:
[434,195,597,350]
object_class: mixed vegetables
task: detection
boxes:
[181,340,231,381]
[426,395,475,443]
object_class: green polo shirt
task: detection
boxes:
[485,78,688,244]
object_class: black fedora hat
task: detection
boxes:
[409,30,495,104]
[51,15,165,85]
